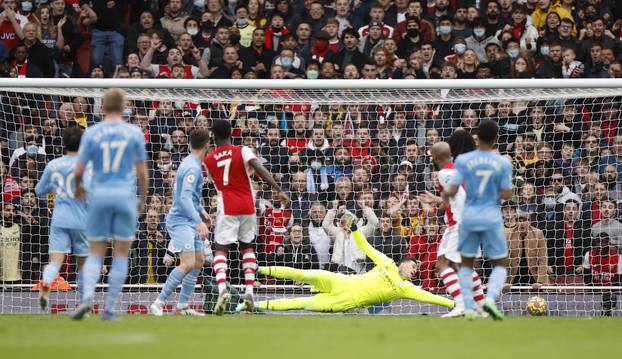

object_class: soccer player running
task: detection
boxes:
[35,127,89,311]
[204,119,288,315]
[255,212,454,313]
[444,120,513,320]
[71,89,149,320]
[423,130,486,318]
[150,129,211,316]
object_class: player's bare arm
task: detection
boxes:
[136,161,149,214]
[73,161,86,200]
[250,158,289,204]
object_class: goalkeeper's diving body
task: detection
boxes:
[254,213,454,313]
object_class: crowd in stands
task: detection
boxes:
[0,0,621,79]
[0,0,621,303]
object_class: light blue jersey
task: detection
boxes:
[78,121,147,192]
[167,155,204,225]
[450,150,512,231]
[450,149,512,259]
[35,155,87,230]
[35,155,90,255]
[77,120,147,240]
[166,155,204,252]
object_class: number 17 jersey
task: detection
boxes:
[204,145,257,215]
[77,121,146,193]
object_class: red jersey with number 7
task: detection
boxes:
[204,145,257,215]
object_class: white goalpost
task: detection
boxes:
[1,79,622,316]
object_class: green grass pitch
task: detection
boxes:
[1,315,621,359]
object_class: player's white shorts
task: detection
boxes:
[215,214,256,245]
[438,225,461,263]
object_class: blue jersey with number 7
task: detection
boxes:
[449,150,512,231]
[77,121,146,192]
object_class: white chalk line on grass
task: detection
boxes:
[1,333,155,347]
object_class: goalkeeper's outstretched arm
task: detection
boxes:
[402,282,454,308]
[350,219,392,266]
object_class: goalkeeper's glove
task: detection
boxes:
[343,210,359,232]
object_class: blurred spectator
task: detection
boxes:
[130,210,169,284]
[19,22,53,78]
[258,125,289,181]
[11,43,40,77]
[0,202,21,282]
[288,171,312,221]
[323,202,378,273]
[577,232,621,316]
[239,27,276,78]
[142,44,208,78]
[160,0,189,41]
[581,180,607,224]
[82,0,126,75]
[329,28,366,71]
[0,0,26,52]
[306,201,330,269]
[506,210,550,290]
[591,199,622,247]
[602,164,622,202]
[17,189,48,282]
[368,215,406,268]
[259,190,292,255]
[547,199,590,275]
[408,215,441,291]
[267,224,318,270]
[127,10,174,54]
[551,170,582,205]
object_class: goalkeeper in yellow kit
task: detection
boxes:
[252,212,454,313]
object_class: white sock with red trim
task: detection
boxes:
[241,248,257,296]
[213,251,228,294]
[440,267,464,309]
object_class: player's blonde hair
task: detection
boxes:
[102,88,125,115]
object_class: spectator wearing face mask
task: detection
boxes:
[432,15,455,59]
[272,47,304,78]
[465,17,500,63]
[9,129,46,175]
[233,4,255,48]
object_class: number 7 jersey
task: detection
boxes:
[204,145,257,215]
[450,149,512,231]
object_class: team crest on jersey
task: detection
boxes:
[186,174,196,183]
[184,243,192,250]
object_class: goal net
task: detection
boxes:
[1,79,622,316]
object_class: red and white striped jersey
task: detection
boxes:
[437,162,465,227]
[204,145,257,215]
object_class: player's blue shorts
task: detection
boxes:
[49,227,88,256]
[86,190,137,241]
[167,223,203,253]
[458,224,508,260]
